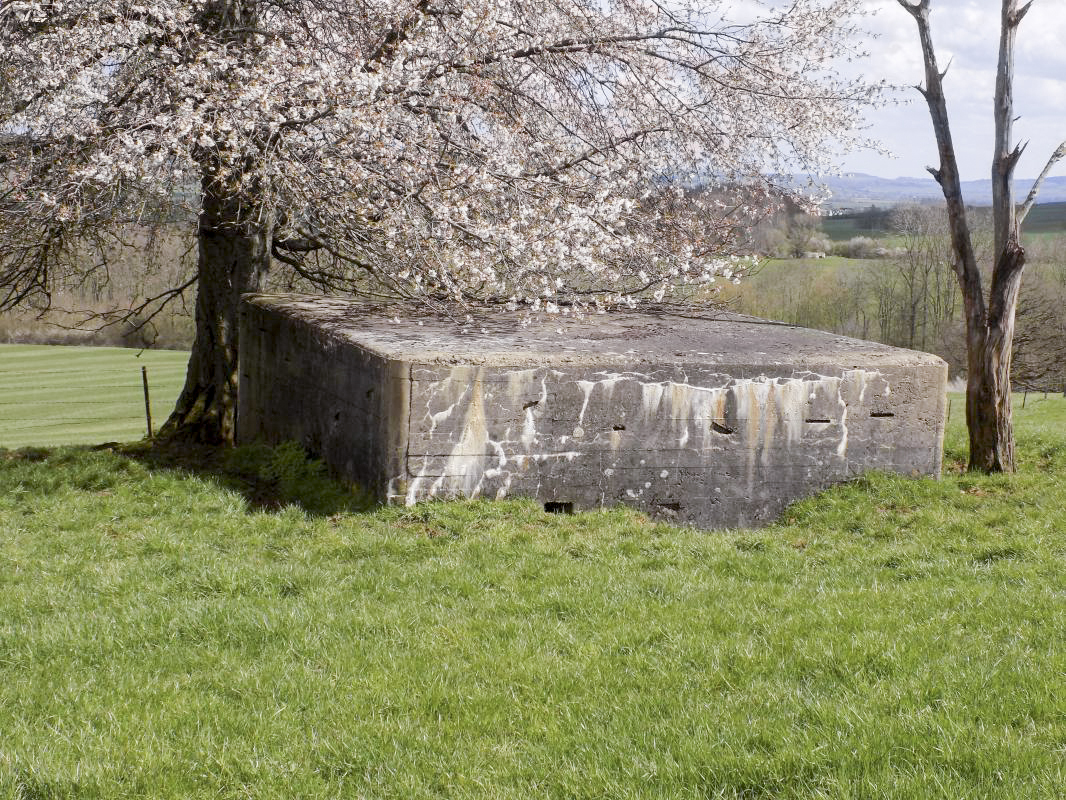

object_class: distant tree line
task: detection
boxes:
[736,204,1066,393]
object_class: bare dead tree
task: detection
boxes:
[899,0,1066,472]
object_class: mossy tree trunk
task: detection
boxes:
[160,174,271,444]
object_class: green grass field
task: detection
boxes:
[819,216,888,242]
[821,202,1066,242]
[2,343,1066,797]
[0,344,189,447]
[1019,201,1066,234]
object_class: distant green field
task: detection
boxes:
[820,215,890,242]
[0,344,189,447]
[1021,201,1066,234]
[822,201,1066,240]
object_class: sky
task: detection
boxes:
[834,0,1066,181]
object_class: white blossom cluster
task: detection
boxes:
[1,0,876,309]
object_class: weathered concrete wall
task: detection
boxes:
[239,299,409,494]
[239,294,948,529]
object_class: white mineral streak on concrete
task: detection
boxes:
[576,380,596,427]
[659,380,732,450]
[409,365,594,503]
[407,370,477,504]
[403,363,884,506]
[630,371,884,485]
[641,382,666,424]
[505,368,549,452]
[777,379,809,446]
[428,369,491,498]
[733,380,768,487]
[484,437,508,477]
[495,475,513,499]
[759,382,779,467]
[429,401,461,434]
[836,379,850,459]
[404,455,429,506]
[422,369,473,435]
[669,381,695,448]
[522,409,538,450]
[576,372,634,426]
[835,369,876,459]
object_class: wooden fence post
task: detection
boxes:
[142,366,153,438]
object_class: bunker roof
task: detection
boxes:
[244,293,945,371]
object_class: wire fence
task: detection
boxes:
[1017,386,1066,408]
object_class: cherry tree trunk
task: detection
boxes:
[161,181,271,444]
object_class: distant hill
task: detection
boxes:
[819,173,1066,209]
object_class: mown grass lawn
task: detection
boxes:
[1,394,1065,798]
[0,344,188,448]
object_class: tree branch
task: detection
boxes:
[901,0,983,320]
[363,0,432,72]
[1011,1,1034,27]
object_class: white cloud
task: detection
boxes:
[838,0,1066,180]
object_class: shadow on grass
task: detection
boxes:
[130,438,378,515]
[2,439,376,517]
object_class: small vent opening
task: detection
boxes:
[545,501,574,515]
[805,418,832,424]
[711,421,735,435]
[523,399,539,410]
[613,424,626,431]
[870,411,895,418]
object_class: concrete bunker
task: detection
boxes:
[238,293,948,529]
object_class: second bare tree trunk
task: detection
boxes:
[966,319,1016,472]
[900,0,1035,472]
